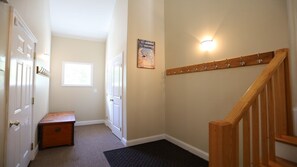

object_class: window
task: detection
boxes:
[62,62,93,86]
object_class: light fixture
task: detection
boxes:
[200,39,215,51]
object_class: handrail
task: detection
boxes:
[224,48,288,125]
[209,48,292,167]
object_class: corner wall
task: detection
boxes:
[126,0,165,140]
[49,36,106,122]
[164,0,289,153]
[105,0,128,138]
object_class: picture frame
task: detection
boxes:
[137,39,155,69]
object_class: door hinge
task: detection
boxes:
[33,51,36,60]
[31,143,34,150]
[32,97,35,105]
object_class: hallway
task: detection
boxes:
[30,125,124,167]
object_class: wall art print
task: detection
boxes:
[137,39,155,69]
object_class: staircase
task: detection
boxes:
[209,49,297,167]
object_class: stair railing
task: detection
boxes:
[209,48,293,167]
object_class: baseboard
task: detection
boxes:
[165,134,209,161]
[122,133,209,161]
[75,120,105,126]
[124,134,165,147]
[31,144,38,160]
[121,137,127,146]
[104,119,112,129]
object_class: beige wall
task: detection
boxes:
[126,0,165,140]
[50,36,106,122]
[8,0,52,151]
[105,0,128,138]
[287,0,297,135]
[165,0,289,153]
[0,3,10,166]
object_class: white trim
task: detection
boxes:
[13,9,37,42]
[75,120,105,126]
[52,33,106,42]
[120,134,209,161]
[105,119,113,129]
[124,134,165,147]
[165,135,209,161]
[31,144,38,160]
[121,138,127,146]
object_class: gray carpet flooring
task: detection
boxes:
[29,124,124,167]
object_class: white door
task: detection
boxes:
[7,9,35,167]
[106,60,113,129]
[110,53,123,139]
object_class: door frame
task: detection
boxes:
[105,52,124,140]
[4,7,37,167]
[111,52,123,139]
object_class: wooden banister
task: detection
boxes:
[209,48,293,167]
[224,48,288,125]
[209,121,235,167]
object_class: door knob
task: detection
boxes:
[110,99,114,102]
[9,121,20,128]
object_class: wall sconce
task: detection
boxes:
[200,39,215,51]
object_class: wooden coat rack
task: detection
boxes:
[166,51,274,76]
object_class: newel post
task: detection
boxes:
[209,121,236,167]
[284,55,294,135]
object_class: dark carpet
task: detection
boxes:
[104,140,209,167]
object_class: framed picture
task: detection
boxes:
[137,39,155,69]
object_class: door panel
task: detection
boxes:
[110,53,123,139]
[7,10,35,167]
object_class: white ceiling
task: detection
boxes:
[49,0,116,41]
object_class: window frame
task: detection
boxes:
[61,61,94,87]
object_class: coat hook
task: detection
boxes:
[204,64,208,70]
[257,53,263,64]
[240,57,246,66]
[214,61,218,69]
[226,59,231,68]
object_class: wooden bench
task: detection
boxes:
[38,111,76,150]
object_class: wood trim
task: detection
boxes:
[243,110,251,167]
[284,57,293,135]
[166,51,274,76]
[278,62,288,135]
[275,135,297,147]
[260,89,269,166]
[270,157,297,167]
[267,79,276,161]
[224,48,288,125]
[252,99,260,166]
[209,121,234,167]
[233,125,239,167]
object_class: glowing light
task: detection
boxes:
[200,39,215,51]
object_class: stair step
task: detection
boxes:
[268,157,297,167]
[275,135,297,147]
